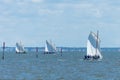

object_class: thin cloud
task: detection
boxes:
[52,2,103,18]
[2,0,13,4]
[38,9,63,15]
[31,0,44,3]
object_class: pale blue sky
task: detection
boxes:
[0,0,120,47]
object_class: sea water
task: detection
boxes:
[0,51,120,80]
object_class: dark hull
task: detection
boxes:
[44,52,56,54]
[84,55,100,60]
[16,51,26,54]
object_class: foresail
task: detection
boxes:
[45,42,48,52]
[87,40,96,56]
[97,49,103,59]
[15,47,19,53]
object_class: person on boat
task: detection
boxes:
[93,55,100,59]
[84,55,94,60]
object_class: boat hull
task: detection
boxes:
[16,51,26,54]
[44,52,56,54]
[84,55,100,60]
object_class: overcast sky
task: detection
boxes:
[0,0,120,47]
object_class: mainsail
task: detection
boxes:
[16,42,26,53]
[87,31,102,59]
[45,40,57,53]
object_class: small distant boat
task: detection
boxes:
[16,42,26,53]
[84,31,103,60]
[44,40,57,54]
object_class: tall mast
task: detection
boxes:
[96,30,99,55]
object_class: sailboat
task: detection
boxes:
[16,42,26,53]
[44,40,57,54]
[84,31,103,60]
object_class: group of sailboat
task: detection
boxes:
[43,31,103,60]
[15,40,57,54]
[15,31,103,60]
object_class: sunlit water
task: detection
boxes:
[0,51,120,80]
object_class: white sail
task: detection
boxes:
[45,40,57,53]
[87,32,102,59]
[16,42,25,53]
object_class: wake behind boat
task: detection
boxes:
[16,42,26,53]
[84,31,103,60]
[44,40,57,54]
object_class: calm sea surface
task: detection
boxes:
[0,51,120,80]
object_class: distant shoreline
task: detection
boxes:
[2,47,120,52]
